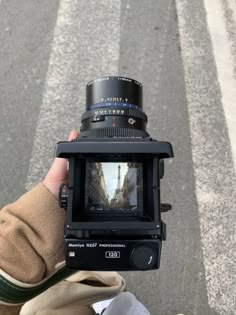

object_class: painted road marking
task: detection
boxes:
[25,0,121,190]
[226,0,236,29]
[205,0,236,171]
[176,0,236,314]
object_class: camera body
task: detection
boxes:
[56,77,174,271]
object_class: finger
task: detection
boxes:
[68,130,79,141]
[45,130,79,182]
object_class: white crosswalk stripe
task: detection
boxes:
[176,0,236,314]
[25,0,121,190]
[204,0,236,171]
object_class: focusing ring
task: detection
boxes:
[86,76,143,109]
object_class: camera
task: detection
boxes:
[56,76,173,271]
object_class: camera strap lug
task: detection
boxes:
[160,203,172,212]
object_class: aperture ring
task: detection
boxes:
[86,102,143,112]
[81,106,148,123]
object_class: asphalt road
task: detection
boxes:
[0,1,235,314]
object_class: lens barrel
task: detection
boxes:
[86,76,143,110]
[80,76,149,138]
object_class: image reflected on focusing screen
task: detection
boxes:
[85,162,143,211]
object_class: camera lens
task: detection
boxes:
[86,76,143,111]
[80,76,149,138]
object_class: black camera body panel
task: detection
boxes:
[56,137,173,271]
[65,239,162,271]
[55,137,173,158]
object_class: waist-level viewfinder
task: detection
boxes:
[56,76,173,271]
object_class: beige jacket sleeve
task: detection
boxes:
[0,183,65,284]
[0,183,66,315]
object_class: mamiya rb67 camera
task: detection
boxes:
[56,76,173,271]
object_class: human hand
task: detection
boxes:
[44,130,79,199]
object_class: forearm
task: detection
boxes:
[0,183,68,310]
[0,183,65,282]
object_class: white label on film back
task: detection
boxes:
[105,251,120,258]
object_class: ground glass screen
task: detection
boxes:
[85,162,143,211]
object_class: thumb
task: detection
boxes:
[68,130,79,141]
[43,130,79,198]
[47,130,79,181]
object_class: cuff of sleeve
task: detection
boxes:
[0,263,74,305]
